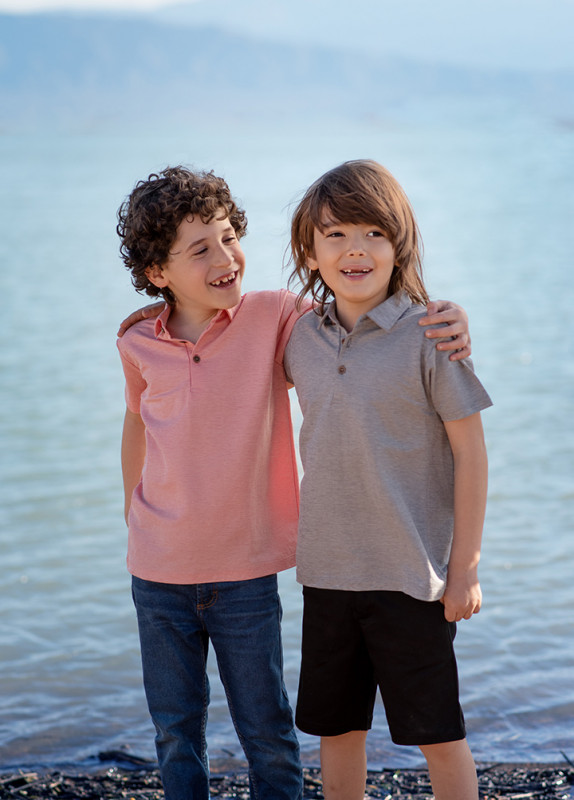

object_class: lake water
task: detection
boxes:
[1,106,573,772]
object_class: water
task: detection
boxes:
[1,107,573,771]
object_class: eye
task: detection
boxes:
[223,234,237,244]
[367,230,386,238]
[325,231,344,238]
[192,247,208,257]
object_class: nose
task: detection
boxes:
[347,232,366,256]
[212,241,234,268]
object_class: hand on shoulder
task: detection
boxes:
[117,302,165,337]
[418,300,471,361]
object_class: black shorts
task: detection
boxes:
[295,587,466,746]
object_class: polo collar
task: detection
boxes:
[318,302,340,330]
[366,291,413,331]
[154,303,172,338]
[318,291,413,333]
[154,301,239,339]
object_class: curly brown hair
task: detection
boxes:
[287,159,428,313]
[117,166,248,305]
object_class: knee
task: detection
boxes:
[321,730,368,757]
[320,731,368,778]
[419,737,472,768]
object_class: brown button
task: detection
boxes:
[193,355,201,363]
[338,365,346,374]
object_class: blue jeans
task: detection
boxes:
[131,574,302,800]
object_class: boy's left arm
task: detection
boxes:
[419,300,471,361]
[442,412,488,622]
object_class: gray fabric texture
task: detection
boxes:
[284,291,492,600]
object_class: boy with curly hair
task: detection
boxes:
[116,165,472,800]
[117,167,303,800]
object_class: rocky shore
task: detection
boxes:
[1,762,573,799]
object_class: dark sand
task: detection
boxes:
[1,761,573,799]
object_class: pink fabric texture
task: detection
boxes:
[117,289,308,584]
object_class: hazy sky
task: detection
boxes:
[1,0,571,71]
[0,0,182,9]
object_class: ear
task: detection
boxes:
[307,254,319,272]
[145,264,168,288]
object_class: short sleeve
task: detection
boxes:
[275,290,313,366]
[117,339,146,414]
[424,342,492,422]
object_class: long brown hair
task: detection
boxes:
[288,159,428,312]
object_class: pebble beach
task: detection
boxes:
[1,762,573,799]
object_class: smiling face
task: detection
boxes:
[309,218,396,332]
[146,211,246,330]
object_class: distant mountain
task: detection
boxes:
[155,0,574,72]
[0,11,571,132]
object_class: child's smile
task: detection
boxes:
[341,267,373,277]
[309,219,395,331]
[146,213,246,330]
[210,270,239,287]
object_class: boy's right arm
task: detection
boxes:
[117,302,165,337]
[121,408,146,525]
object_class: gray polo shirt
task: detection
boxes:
[284,291,492,601]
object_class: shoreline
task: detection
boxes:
[1,762,573,799]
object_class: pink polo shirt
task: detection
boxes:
[117,289,308,584]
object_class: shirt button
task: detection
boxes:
[338,365,346,374]
[193,355,201,363]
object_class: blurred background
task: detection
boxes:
[0,0,573,772]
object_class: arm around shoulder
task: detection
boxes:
[419,299,471,361]
[117,302,165,337]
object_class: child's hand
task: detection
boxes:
[117,302,165,337]
[419,300,471,361]
[441,570,482,622]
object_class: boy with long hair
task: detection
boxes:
[285,159,492,800]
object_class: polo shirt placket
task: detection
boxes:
[323,317,353,396]
[156,313,217,392]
